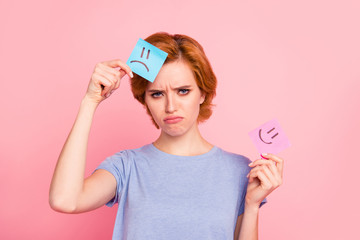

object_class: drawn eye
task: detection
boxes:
[151,92,163,98]
[179,89,190,95]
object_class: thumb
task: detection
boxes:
[120,69,127,78]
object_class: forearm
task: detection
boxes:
[49,96,98,212]
[238,204,260,240]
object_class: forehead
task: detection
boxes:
[146,60,196,89]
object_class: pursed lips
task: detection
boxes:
[163,116,184,124]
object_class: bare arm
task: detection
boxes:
[235,154,284,239]
[49,60,133,213]
[236,205,259,240]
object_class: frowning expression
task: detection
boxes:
[127,38,168,82]
[130,46,150,72]
[145,60,205,137]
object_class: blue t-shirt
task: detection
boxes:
[95,144,266,240]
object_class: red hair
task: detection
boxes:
[130,32,217,128]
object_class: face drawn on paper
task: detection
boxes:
[248,119,291,154]
[130,47,150,72]
[259,127,279,144]
[127,38,168,82]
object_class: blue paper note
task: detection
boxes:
[127,38,168,82]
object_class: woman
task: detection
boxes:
[49,32,284,240]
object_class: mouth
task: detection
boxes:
[130,60,149,72]
[163,116,184,124]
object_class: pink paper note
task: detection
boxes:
[248,119,291,154]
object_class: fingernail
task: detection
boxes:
[130,72,134,78]
[105,93,110,98]
[246,173,249,178]
[110,90,114,94]
[248,162,253,166]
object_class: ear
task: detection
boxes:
[200,92,205,105]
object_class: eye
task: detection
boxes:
[151,92,163,98]
[178,89,190,95]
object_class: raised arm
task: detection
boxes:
[49,60,133,213]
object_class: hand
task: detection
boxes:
[85,59,133,104]
[245,154,284,207]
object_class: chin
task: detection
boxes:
[160,126,188,137]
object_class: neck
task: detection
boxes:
[153,124,213,156]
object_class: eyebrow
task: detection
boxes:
[147,85,193,92]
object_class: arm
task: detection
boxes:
[235,205,259,240]
[235,154,284,240]
[49,60,133,213]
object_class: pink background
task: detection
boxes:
[1,0,359,239]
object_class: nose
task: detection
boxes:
[165,93,177,113]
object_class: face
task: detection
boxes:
[145,60,205,137]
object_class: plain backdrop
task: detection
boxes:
[1,0,359,239]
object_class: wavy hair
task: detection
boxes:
[130,32,217,128]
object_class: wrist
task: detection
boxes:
[81,95,100,109]
[244,203,260,214]
[245,199,261,212]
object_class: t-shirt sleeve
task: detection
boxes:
[94,151,129,207]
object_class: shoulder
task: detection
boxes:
[215,146,252,169]
[216,146,251,163]
[110,144,152,158]
[100,144,151,168]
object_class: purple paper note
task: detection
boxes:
[248,119,291,154]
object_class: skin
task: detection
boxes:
[49,59,284,240]
[144,60,212,156]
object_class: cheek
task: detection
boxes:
[184,96,201,114]
[145,100,162,120]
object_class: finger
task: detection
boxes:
[99,68,121,89]
[248,167,263,184]
[248,171,259,184]
[255,157,283,180]
[249,166,273,190]
[267,160,280,178]
[256,170,273,191]
[107,81,119,97]
[96,66,118,83]
[258,159,283,186]
[119,69,127,81]
[96,65,122,93]
[101,59,133,78]
[114,70,125,90]
[93,74,112,97]
[259,164,280,187]
[98,78,114,97]
[96,71,116,95]
[98,63,122,78]
[247,166,261,182]
[99,65,123,92]
[262,153,284,176]
[248,164,278,187]
[249,159,274,168]
[92,72,111,89]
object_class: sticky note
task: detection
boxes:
[126,38,168,82]
[248,119,291,154]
